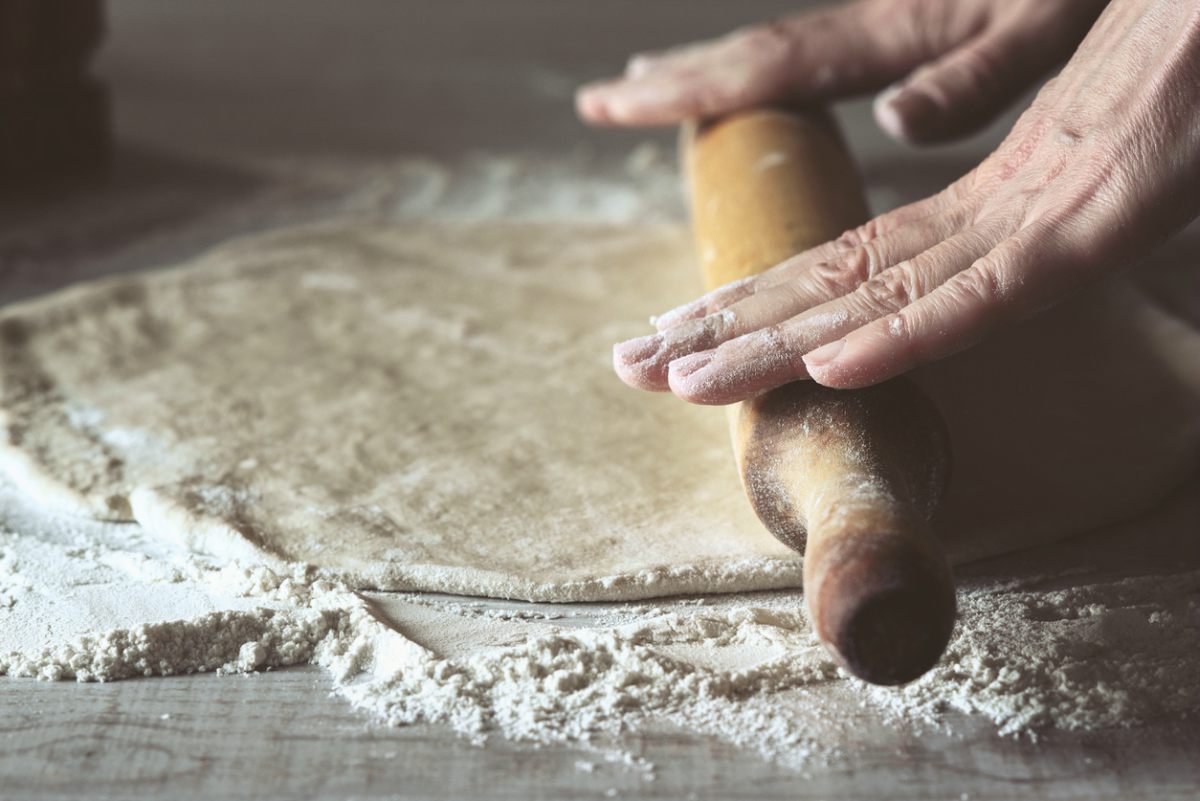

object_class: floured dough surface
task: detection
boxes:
[0,222,801,601]
[3,218,1198,603]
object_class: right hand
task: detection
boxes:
[577,0,1107,144]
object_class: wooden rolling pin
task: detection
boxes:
[683,108,956,685]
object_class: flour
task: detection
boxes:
[3,469,1198,772]
[1,146,1199,772]
[6,608,330,682]
[866,572,1200,737]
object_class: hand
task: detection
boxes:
[588,0,1200,401]
[578,0,1107,143]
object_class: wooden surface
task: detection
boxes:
[2,2,1199,799]
[3,666,1199,801]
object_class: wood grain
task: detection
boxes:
[2,666,1199,800]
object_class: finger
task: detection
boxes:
[873,22,1084,146]
[651,275,759,333]
[577,2,937,128]
[613,308,740,392]
[618,275,835,391]
[803,236,1041,388]
[669,228,998,404]
[653,192,967,332]
[618,207,972,391]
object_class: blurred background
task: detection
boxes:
[2,0,1027,303]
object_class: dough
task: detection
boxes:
[1,220,1197,602]
[0,222,800,601]
[917,246,1200,560]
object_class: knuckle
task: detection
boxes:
[810,252,869,296]
[679,310,733,351]
[735,20,795,56]
[855,262,922,314]
[704,308,737,341]
[946,260,1005,307]
[836,220,884,250]
[941,174,981,211]
[835,228,863,250]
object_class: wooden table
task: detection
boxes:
[4,666,1199,801]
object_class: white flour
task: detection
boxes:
[2,148,1198,771]
[2,470,1198,770]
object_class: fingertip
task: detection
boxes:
[614,333,656,364]
[804,361,866,389]
[578,79,662,126]
[667,350,727,405]
[803,340,892,390]
[671,349,716,381]
[584,75,700,128]
[804,364,851,389]
[612,335,671,392]
[802,337,850,387]
[576,83,615,125]
[576,81,657,127]
[872,86,908,142]
[873,85,941,146]
[612,356,669,392]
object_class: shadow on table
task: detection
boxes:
[0,143,264,305]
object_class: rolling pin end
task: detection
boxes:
[808,534,956,685]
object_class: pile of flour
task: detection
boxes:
[3,469,1198,770]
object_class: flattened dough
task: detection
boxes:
[2,220,1198,602]
[0,222,802,601]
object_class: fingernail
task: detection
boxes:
[803,339,845,368]
[576,84,610,119]
[613,333,661,365]
[874,84,939,143]
[670,350,715,380]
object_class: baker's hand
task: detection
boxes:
[588,0,1200,402]
[578,0,1106,143]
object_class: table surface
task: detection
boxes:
[2,2,1199,799]
[5,665,1200,801]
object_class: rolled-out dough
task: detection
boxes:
[1,220,1197,601]
[0,222,800,601]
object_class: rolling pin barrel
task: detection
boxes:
[683,108,956,685]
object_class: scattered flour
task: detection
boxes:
[2,147,1198,772]
[2,462,1198,772]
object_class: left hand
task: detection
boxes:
[599,0,1200,402]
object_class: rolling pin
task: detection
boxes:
[683,108,956,685]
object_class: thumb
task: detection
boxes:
[577,1,935,127]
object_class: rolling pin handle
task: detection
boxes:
[807,526,956,685]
